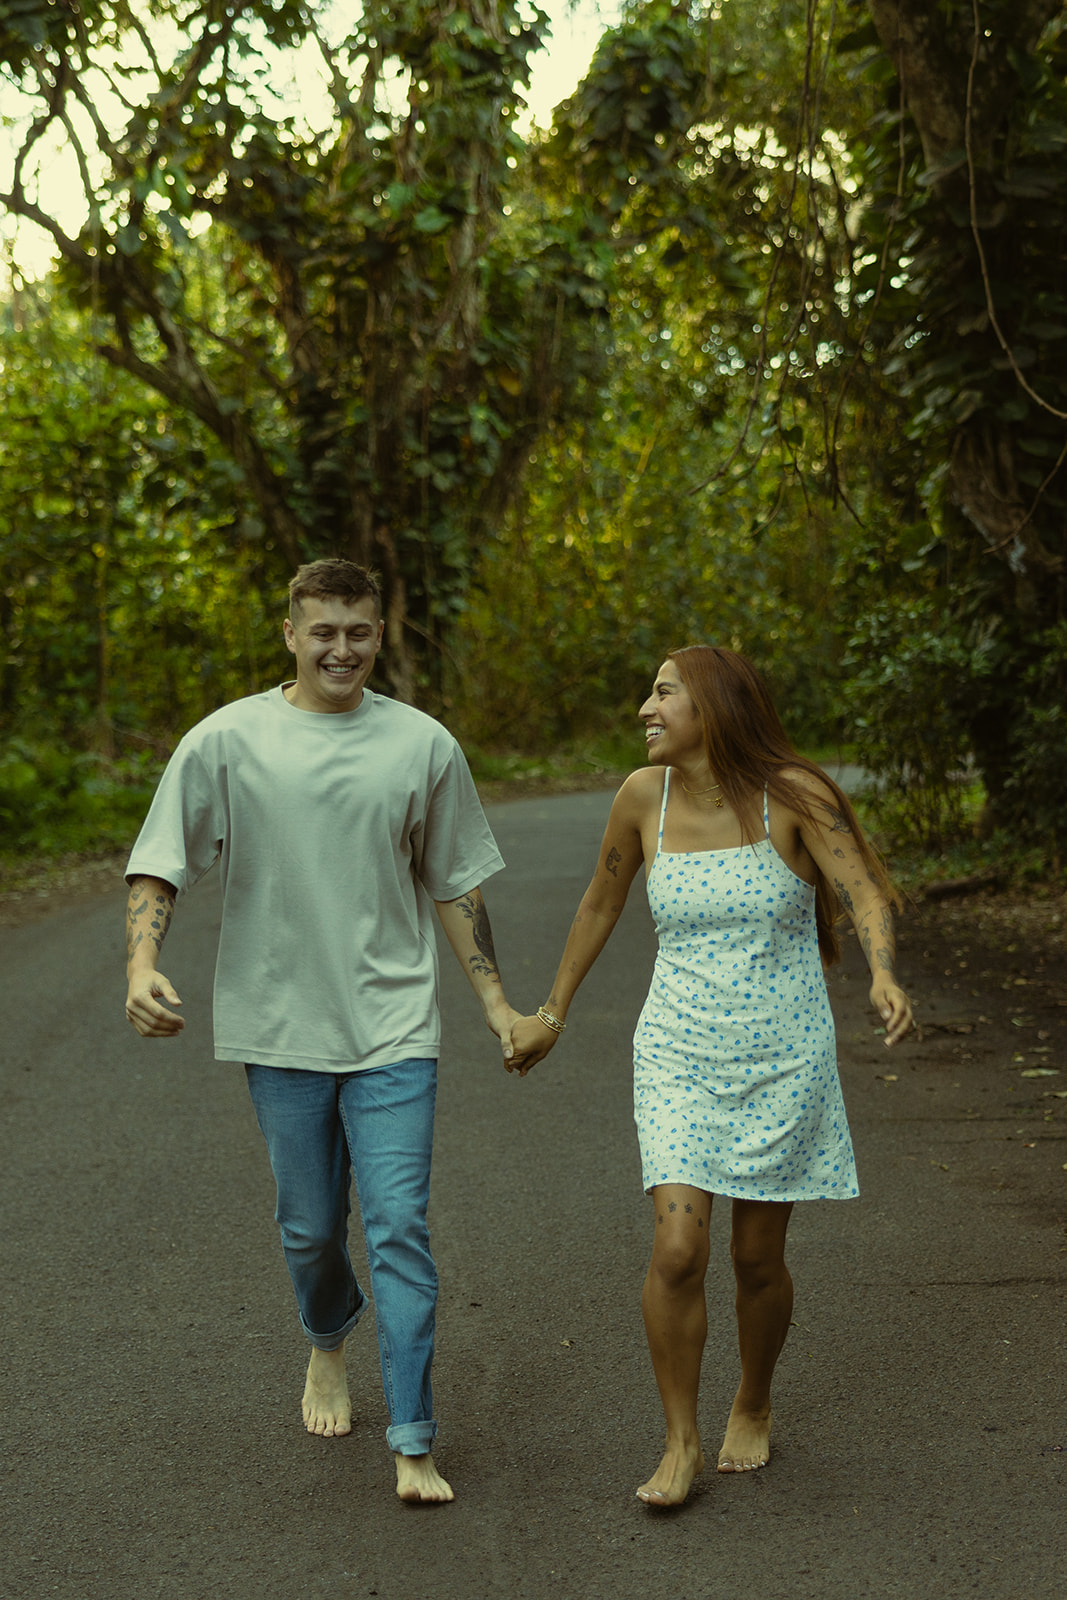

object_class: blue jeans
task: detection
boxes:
[245,1059,439,1457]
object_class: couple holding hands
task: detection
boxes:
[124,559,910,1506]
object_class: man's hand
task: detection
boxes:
[482,994,527,1070]
[503,1014,563,1077]
[126,971,184,1037]
[125,875,182,1037]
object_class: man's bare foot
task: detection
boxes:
[717,1399,771,1471]
[302,1345,352,1437]
[635,1441,705,1508]
[395,1453,454,1504]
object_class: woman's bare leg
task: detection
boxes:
[636,1184,712,1506]
[718,1198,794,1472]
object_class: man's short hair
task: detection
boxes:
[288,559,383,619]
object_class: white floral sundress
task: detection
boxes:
[632,770,858,1201]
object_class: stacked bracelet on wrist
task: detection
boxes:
[536,1006,566,1034]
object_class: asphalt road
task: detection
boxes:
[2,790,1064,1599]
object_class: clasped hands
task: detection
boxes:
[482,996,561,1078]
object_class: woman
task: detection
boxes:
[508,646,912,1507]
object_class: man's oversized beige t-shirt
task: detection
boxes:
[125,687,504,1072]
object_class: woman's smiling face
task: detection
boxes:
[639,659,704,766]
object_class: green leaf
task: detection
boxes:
[413,206,452,234]
[115,225,143,256]
[385,183,416,211]
[1019,436,1065,459]
[994,169,1059,200]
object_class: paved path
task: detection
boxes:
[2,791,1063,1599]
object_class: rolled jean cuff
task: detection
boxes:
[302,1288,368,1353]
[387,1419,438,1456]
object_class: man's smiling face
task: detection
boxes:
[282,595,385,713]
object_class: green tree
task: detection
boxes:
[0,0,713,701]
[469,0,1067,851]
[0,283,275,743]
[0,281,282,850]
[457,0,908,755]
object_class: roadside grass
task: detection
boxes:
[464,731,636,800]
[0,745,160,895]
[848,779,1065,899]
[3,739,1064,904]
[0,734,636,898]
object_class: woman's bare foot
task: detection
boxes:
[717,1399,771,1471]
[636,1441,705,1508]
[395,1453,454,1503]
[302,1345,352,1437]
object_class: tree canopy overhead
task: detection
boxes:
[0,0,715,697]
[2,0,1066,859]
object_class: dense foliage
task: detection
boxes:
[0,0,712,700]
[1,0,1065,863]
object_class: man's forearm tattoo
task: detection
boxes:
[456,890,501,981]
[127,878,175,961]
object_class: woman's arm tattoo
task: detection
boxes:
[833,877,856,916]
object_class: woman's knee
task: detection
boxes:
[649,1228,709,1288]
[729,1232,789,1293]
[729,1201,792,1290]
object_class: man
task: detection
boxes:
[124,558,524,1504]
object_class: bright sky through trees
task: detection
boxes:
[523,0,622,124]
[0,0,621,279]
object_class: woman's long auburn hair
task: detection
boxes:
[669,644,897,966]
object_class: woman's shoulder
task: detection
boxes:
[610,765,665,822]
[778,761,834,794]
[773,763,848,822]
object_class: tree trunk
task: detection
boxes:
[866,0,1063,168]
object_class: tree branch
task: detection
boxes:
[98,333,305,568]
[963,0,1067,423]
[0,188,89,264]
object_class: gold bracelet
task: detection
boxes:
[536,1006,566,1034]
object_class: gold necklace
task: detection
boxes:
[682,778,724,809]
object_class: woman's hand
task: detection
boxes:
[504,1015,563,1076]
[870,975,913,1047]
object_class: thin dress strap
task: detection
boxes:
[657,769,672,852]
[763,787,771,838]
